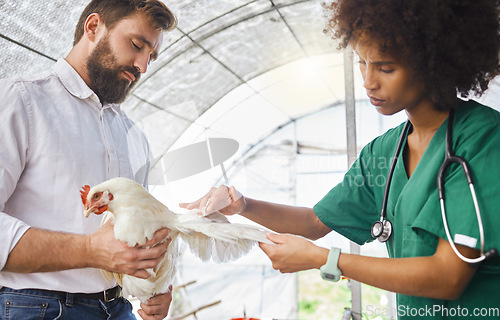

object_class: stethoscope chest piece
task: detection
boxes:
[371,219,392,242]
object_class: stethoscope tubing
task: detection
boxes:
[437,110,486,263]
[439,184,485,264]
[378,120,411,224]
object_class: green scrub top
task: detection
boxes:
[314,100,500,319]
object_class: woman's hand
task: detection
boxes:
[259,233,329,273]
[179,185,245,216]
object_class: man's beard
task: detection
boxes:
[86,35,140,104]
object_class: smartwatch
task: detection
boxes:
[320,247,342,282]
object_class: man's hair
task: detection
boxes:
[73,0,177,46]
[324,0,500,110]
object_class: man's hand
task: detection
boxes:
[88,220,171,279]
[138,290,173,320]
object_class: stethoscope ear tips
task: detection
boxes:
[484,248,498,260]
[468,248,498,268]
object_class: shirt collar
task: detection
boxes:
[53,58,121,111]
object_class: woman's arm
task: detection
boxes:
[260,234,477,300]
[241,198,331,240]
[180,185,332,240]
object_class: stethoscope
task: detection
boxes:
[371,109,498,266]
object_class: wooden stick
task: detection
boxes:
[173,280,197,291]
[170,300,222,320]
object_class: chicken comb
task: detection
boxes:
[80,185,91,205]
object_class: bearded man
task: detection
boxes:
[0,1,177,319]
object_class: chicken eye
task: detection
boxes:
[93,193,101,200]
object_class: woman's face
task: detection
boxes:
[355,39,428,115]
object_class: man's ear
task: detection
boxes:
[84,13,104,42]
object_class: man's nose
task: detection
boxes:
[134,53,151,74]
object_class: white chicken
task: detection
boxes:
[80,177,271,302]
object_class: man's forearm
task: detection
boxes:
[2,227,90,273]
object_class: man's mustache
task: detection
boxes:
[123,66,141,83]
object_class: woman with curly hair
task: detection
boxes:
[182,0,500,318]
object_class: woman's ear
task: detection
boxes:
[84,13,103,42]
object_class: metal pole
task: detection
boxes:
[344,48,362,320]
[292,119,299,319]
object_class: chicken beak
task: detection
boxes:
[83,203,100,218]
[83,206,94,218]
[83,204,108,217]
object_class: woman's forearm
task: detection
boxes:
[337,239,477,300]
[241,198,331,239]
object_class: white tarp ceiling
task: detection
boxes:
[0,0,341,174]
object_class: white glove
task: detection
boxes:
[180,185,244,216]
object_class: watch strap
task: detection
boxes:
[320,247,342,282]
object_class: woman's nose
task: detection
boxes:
[363,67,379,91]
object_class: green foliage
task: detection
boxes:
[298,270,390,320]
[299,299,321,315]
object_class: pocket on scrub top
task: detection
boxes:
[401,225,434,258]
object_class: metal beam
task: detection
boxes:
[343,48,362,320]
[0,33,56,62]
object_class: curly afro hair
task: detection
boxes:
[324,0,500,110]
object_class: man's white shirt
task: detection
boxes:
[0,59,150,293]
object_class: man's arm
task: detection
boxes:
[3,220,170,279]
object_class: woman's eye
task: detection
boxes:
[132,42,141,50]
[380,68,394,74]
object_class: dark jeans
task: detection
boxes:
[0,287,136,320]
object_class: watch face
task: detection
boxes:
[324,273,336,280]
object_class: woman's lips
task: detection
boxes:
[369,95,385,106]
